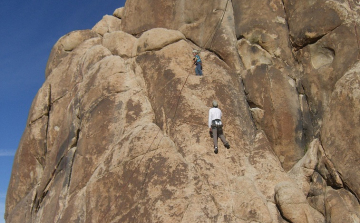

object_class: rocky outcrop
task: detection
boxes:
[321,64,360,201]
[5,1,360,222]
[122,0,242,71]
[275,181,324,223]
[92,15,122,36]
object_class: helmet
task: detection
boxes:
[192,50,198,53]
[212,100,218,107]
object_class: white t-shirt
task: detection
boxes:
[208,107,222,128]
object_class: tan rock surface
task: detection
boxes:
[282,0,343,48]
[102,31,137,58]
[113,7,124,19]
[92,15,122,36]
[242,64,304,171]
[121,0,242,71]
[325,188,360,223]
[288,139,321,196]
[136,28,185,54]
[45,30,99,78]
[233,0,294,65]
[7,32,297,223]
[275,181,324,223]
[5,0,360,222]
[321,65,360,200]
[296,5,359,136]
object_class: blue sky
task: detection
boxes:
[0,1,126,221]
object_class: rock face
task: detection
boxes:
[5,1,360,222]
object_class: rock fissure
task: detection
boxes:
[34,172,54,212]
[340,175,360,202]
[30,191,38,216]
[300,90,316,135]
[35,125,79,213]
[51,93,68,105]
[281,0,293,55]
[67,129,80,183]
[317,138,334,164]
[55,147,78,223]
[294,23,342,51]
[42,87,52,164]
[293,34,327,51]
[205,48,230,68]
[28,114,49,126]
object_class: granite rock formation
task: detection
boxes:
[5,0,360,222]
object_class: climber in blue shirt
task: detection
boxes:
[192,50,203,76]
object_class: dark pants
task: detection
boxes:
[195,63,203,76]
[211,126,228,148]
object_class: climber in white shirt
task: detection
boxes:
[208,100,230,154]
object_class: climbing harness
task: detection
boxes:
[211,119,223,128]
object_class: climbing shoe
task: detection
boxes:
[214,147,218,154]
[225,143,230,149]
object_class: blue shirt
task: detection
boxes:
[195,55,201,63]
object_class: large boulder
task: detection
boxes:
[92,15,122,36]
[275,181,324,223]
[242,63,304,170]
[136,28,185,54]
[321,65,360,201]
[102,31,137,57]
[6,0,360,222]
[325,188,360,222]
[233,0,294,66]
[45,30,99,78]
[282,0,343,48]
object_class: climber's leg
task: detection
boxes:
[218,128,230,149]
[212,127,218,153]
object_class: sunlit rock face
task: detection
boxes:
[5,0,360,222]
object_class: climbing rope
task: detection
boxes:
[204,0,231,49]
[118,0,233,205]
